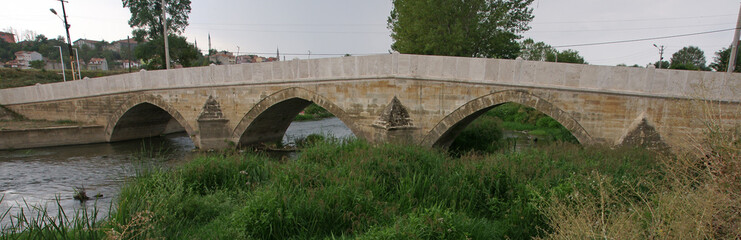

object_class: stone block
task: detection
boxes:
[484,59,501,83]
[626,67,648,93]
[467,58,486,81]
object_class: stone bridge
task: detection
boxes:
[0,54,739,150]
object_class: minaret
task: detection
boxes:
[276,47,280,61]
[208,33,212,61]
[194,39,198,53]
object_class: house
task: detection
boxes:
[209,52,236,65]
[73,39,102,49]
[8,51,42,69]
[106,38,139,53]
[88,58,108,71]
[114,59,140,69]
[235,55,279,64]
[0,31,15,43]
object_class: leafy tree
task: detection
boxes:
[519,38,586,64]
[652,60,670,69]
[29,60,45,69]
[520,38,555,61]
[669,46,707,70]
[550,49,586,64]
[388,0,534,59]
[709,46,741,72]
[122,0,192,41]
[135,35,200,69]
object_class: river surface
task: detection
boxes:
[0,117,354,228]
[0,117,533,228]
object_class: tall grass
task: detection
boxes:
[1,136,663,239]
[0,196,105,239]
[537,105,741,239]
[99,139,657,239]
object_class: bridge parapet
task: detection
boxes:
[0,54,738,106]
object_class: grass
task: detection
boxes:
[1,137,661,239]
[2,107,737,238]
[0,68,127,89]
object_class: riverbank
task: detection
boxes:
[0,139,660,239]
[294,103,334,121]
[3,122,740,238]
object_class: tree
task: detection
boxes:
[652,60,670,69]
[388,0,534,59]
[709,46,741,72]
[669,46,707,70]
[29,60,45,69]
[135,35,200,69]
[519,38,555,61]
[519,38,586,64]
[550,49,586,64]
[122,0,192,41]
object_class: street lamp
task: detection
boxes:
[653,44,665,69]
[50,2,77,80]
[54,46,65,82]
[73,48,81,79]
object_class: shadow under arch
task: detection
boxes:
[420,90,593,148]
[105,94,196,143]
[232,87,360,146]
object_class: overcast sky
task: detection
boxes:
[2,0,738,67]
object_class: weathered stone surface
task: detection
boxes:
[373,96,414,130]
[0,54,738,150]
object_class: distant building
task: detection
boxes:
[88,58,108,71]
[7,51,42,69]
[0,31,15,43]
[114,59,141,69]
[73,39,102,49]
[235,55,279,64]
[209,52,236,65]
[106,38,139,53]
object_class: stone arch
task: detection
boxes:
[231,87,360,146]
[105,94,196,143]
[420,90,593,148]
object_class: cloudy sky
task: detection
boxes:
[1,0,738,67]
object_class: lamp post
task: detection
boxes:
[55,46,66,82]
[653,44,665,69]
[50,2,77,80]
[73,48,82,79]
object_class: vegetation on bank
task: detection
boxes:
[1,139,660,239]
[2,122,740,239]
[0,68,127,89]
[294,103,334,121]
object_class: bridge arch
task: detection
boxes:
[105,94,196,143]
[232,87,360,146]
[421,90,593,148]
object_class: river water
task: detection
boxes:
[0,117,533,228]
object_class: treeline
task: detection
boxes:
[0,33,210,70]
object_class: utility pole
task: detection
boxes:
[127,35,132,73]
[73,48,81,79]
[161,0,171,69]
[729,3,741,73]
[208,33,211,63]
[653,44,665,68]
[57,0,76,80]
[55,46,66,82]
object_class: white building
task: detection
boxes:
[10,51,42,69]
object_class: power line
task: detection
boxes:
[552,28,734,48]
[530,23,732,33]
[533,14,736,25]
